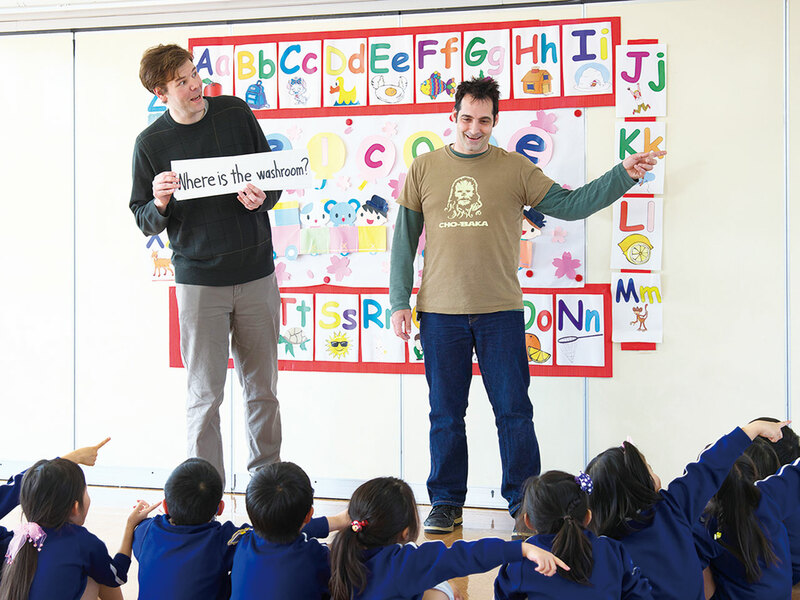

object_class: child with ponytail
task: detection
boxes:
[329,476,568,600]
[585,419,787,600]
[751,417,800,589]
[694,452,800,599]
[494,471,653,599]
[0,439,111,569]
[0,456,158,600]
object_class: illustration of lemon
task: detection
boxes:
[525,333,551,364]
[618,233,653,265]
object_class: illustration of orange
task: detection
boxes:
[525,333,551,364]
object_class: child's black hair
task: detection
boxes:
[245,461,314,544]
[523,471,593,585]
[454,76,500,119]
[703,454,778,582]
[329,477,419,600]
[752,417,800,465]
[585,441,662,539]
[0,459,86,600]
[744,438,781,479]
[164,458,223,526]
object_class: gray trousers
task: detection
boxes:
[176,273,281,481]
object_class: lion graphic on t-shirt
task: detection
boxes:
[444,176,482,220]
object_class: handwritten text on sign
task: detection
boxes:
[171,149,311,200]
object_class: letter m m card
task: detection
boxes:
[612,272,663,343]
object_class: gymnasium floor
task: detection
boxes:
[0,486,514,599]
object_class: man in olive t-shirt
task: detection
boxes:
[389,77,664,535]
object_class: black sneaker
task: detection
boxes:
[423,505,463,534]
[512,509,533,540]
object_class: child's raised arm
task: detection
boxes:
[119,499,161,557]
[62,437,111,466]
[742,420,790,443]
[662,421,788,524]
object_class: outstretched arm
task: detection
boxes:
[119,500,162,557]
[741,419,790,442]
[62,437,111,466]
[535,151,666,221]
[664,420,787,523]
[622,150,666,181]
[324,509,351,533]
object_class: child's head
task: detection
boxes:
[585,441,662,538]
[329,477,419,600]
[523,471,593,584]
[20,458,88,527]
[705,454,777,582]
[752,417,800,465]
[0,458,87,600]
[164,458,223,526]
[245,461,314,543]
[744,437,780,479]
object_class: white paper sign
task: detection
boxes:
[614,122,666,195]
[612,272,663,343]
[615,44,667,118]
[611,196,663,271]
[554,293,606,367]
[171,149,312,200]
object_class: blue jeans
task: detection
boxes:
[419,310,541,516]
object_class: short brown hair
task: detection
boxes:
[139,44,193,93]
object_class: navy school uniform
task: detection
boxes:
[494,530,653,599]
[611,427,752,600]
[133,513,241,600]
[229,516,331,599]
[783,507,800,584]
[28,523,130,600]
[0,470,24,560]
[351,538,525,599]
[693,459,800,600]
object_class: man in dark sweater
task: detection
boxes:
[130,44,282,482]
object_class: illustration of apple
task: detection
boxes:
[202,78,222,97]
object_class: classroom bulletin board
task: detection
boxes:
[152,17,626,377]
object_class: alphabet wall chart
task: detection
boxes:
[150,16,631,376]
[611,41,667,345]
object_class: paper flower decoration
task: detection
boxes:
[274,261,291,285]
[552,251,581,280]
[326,255,352,281]
[389,173,407,200]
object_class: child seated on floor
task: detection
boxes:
[0,438,110,568]
[695,452,800,599]
[751,417,800,594]
[132,457,239,600]
[229,461,349,599]
[585,418,787,600]
[0,453,157,600]
[494,470,653,599]
[329,476,567,600]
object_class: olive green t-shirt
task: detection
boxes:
[397,144,554,314]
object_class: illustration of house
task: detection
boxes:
[521,68,552,94]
